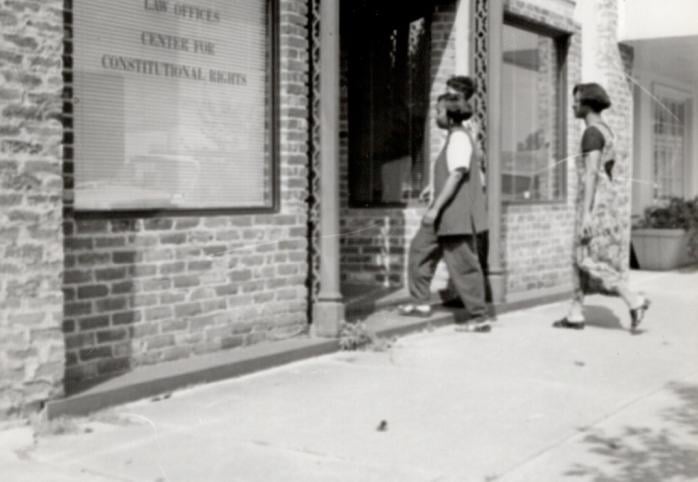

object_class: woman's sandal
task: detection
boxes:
[552,318,585,330]
[629,297,651,333]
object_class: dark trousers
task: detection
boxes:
[407,225,486,317]
[476,230,492,303]
[441,230,491,304]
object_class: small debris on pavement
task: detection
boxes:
[150,392,172,403]
[574,361,586,367]
[376,420,388,432]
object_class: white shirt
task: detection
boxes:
[446,129,472,172]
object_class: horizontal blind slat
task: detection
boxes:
[73,0,272,211]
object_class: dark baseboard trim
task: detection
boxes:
[46,290,569,419]
[46,337,338,419]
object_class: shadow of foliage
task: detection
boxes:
[564,382,698,481]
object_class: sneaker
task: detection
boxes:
[397,303,432,317]
[455,316,492,333]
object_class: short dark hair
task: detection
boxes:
[573,82,612,112]
[437,92,473,124]
[446,76,477,101]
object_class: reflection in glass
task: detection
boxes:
[652,89,689,201]
[501,23,564,202]
[346,2,429,206]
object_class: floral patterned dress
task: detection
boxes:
[573,123,628,295]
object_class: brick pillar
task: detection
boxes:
[0,0,65,418]
[454,0,473,75]
[583,0,634,275]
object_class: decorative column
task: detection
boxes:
[313,0,344,337]
[486,0,506,304]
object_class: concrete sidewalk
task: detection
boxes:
[2,269,698,481]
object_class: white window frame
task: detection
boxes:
[651,82,692,202]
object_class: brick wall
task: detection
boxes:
[339,1,459,290]
[0,0,65,418]
[60,0,310,390]
[501,0,582,300]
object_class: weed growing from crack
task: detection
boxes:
[339,321,393,352]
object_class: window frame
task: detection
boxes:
[344,2,433,209]
[650,81,692,202]
[68,0,281,219]
[500,13,570,206]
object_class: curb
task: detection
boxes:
[46,291,569,419]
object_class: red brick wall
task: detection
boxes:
[0,0,65,418]
[60,0,310,390]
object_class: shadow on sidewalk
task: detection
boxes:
[582,305,624,330]
[564,382,698,481]
[678,264,698,274]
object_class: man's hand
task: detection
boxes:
[422,208,439,227]
[419,185,432,204]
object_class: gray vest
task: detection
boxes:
[433,131,488,236]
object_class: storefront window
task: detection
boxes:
[345,2,430,207]
[501,21,566,202]
[72,0,276,212]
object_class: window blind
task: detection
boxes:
[73,0,273,211]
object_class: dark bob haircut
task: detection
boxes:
[573,82,612,112]
[437,92,473,124]
[446,75,477,101]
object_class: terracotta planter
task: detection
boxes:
[632,228,697,270]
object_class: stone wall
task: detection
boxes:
[0,0,65,418]
[59,0,310,390]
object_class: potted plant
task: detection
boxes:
[632,196,698,270]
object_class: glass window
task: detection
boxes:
[652,86,690,200]
[501,22,565,202]
[72,0,276,212]
[345,2,430,207]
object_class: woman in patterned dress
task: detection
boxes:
[554,83,650,332]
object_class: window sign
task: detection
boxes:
[73,0,275,211]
